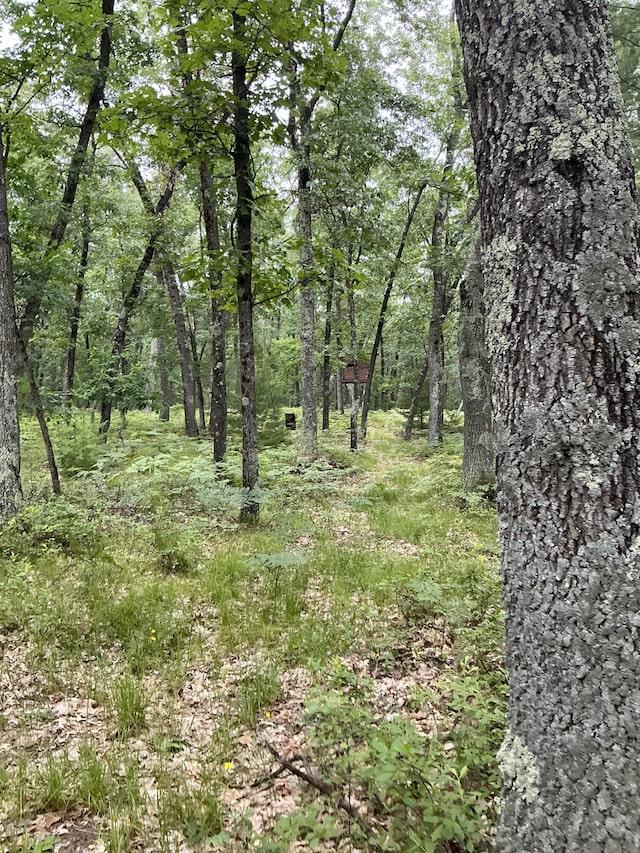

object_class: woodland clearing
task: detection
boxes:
[0,409,504,852]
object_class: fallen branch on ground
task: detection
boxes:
[258,739,372,833]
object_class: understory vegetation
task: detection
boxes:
[0,409,505,853]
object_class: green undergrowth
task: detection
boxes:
[1,408,504,852]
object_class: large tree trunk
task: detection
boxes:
[232,11,259,520]
[455,1,640,850]
[199,161,228,462]
[458,240,494,491]
[360,179,428,439]
[0,131,22,520]
[19,0,114,345]
[158,261,199,436]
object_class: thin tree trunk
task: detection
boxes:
[199,160,228,462]
[180,281,206,432]
[335,290,344,414]
[287,0,356,459]
[346,275,359,451]
[158,261,199,436]
[99,164,183,437]
[0,130,21,519]
[63,205,91,406]
[19,0,114,345]
[380,335,386,410]
[233,11,259,520]
[360,179,428,439]
[426,130,460,446]
[149,337,170,421]
[403,351,430,440]
[459,240,494,491]
[321,271,334,430]
[17,336,61,496]
[456,1,640,849]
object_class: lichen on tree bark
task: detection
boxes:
[455,0,640,849]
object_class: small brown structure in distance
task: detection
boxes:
[342,360,370,392]
[285,412,297,430]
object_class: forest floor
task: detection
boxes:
[0,409,505,853]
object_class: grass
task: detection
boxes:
[0,408,504,852]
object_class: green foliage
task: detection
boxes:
[2,412,504,851]
[0,496,102,556]
[235,663,283,727]
[271,654,504,853]
[152,511,197,575]
[155,765,223,848]
[108,674,148,739]
[50,415,101,477]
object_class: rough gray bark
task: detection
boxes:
[458,240,494,491]
[0,129,21,520]
[199,160,228,463]
[360,179,428,439]
[455,1,640,850]
[233,11,259,519]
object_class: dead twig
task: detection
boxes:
[259,740,371,832]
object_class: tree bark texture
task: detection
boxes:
[19,0,114,344]
[455,1,640,850]
[199,160,228,462]
[360,179,428,439]
[458,240,494,491]
[233,12,259,519]
[0,132,21,520]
